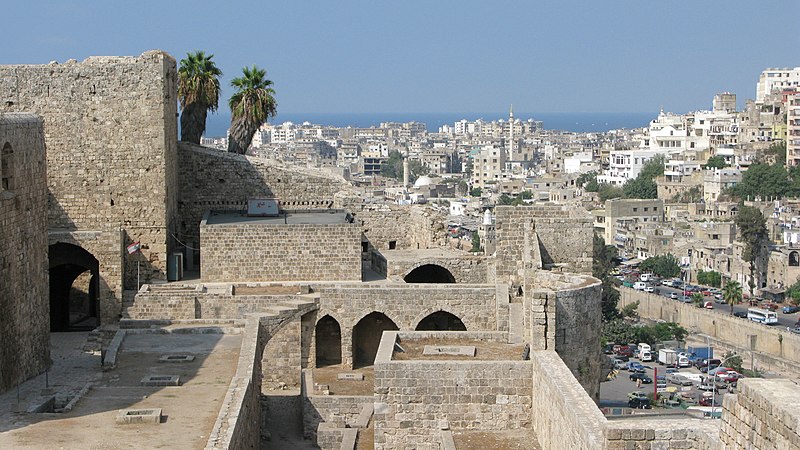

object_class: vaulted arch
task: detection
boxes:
[352,312,398,368]
[415,311,467,331]
[404,264,456,283]
[315,315,342,367]
[49,243,99,331]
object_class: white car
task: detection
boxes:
[644,286,655,293]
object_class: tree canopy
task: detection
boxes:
[593,235,621,322]
[734,205,769,294]
[602,319,688,347]
[639,254,680,278]
[622,176,658,199]
[381,150,429,182]
[704,155,728,169]
[722,280,743,315]
[178,51,222,144]
[697,270,722,288]
[227,65,277,154]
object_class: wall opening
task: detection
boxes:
[1,143,13,190]
[403,264,456,283]
[315,315,342,367]
[352,312,398,368]
[49,243,100,331]
[388,240,396,250]
[415,311,467,331]
[790,251,799,267]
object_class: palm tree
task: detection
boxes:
[178,51,222,144]
[722,280,743,315]
[227,66,277,154]
[691,292,705,308]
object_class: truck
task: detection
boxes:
[658,348,677,367]
[687,345,713,362]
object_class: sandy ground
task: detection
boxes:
[0,332,240,450]
[313,365,374,396]
[393,338,527,361]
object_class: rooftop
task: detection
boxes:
[203,209,352,225]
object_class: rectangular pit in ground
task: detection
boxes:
[116,408,163,425]
[140,375,181,386]
[158,354,196,363]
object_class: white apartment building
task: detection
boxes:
[563,151,595,174]
[597,149,667,185]
[788,93,800,166]
[756,68,800,102]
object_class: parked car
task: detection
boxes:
[699,392,719,407]
[627,392,652,409]
[789,327,800,335]
[669,292,679,300]
[627,361,645,373]
[616,345,634,358]
[678,295,692,303]
[629,373,653,384]
[721,371,743,383]
[782,305,800,314]
[695,358,721,370]
[666,372,693,386]
[644,286,655,293]
[733,311,748,319]
[698,379,726,392]
[714,296,726,304]
[762,302,779,311]
[613,358,627,370]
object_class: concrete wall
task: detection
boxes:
[177,142,352,266]
[720,378,800,449]
[200,221,361,282]
[619,287,800,366]
[0,114,50,393]
[1,51,178,286]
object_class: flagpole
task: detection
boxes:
[137,260,140,291]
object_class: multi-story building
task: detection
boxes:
[703,168,742,203]
[788,92,800,166]
[597,149,666,185]
[470,144,507,189]
[756,67,800,102]
[592,198,665,250]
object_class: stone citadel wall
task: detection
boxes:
[349,203,448,252]
[199,220,362,282]
[0,114,50,393]
[0,51,179,287]
[177,142,353,267]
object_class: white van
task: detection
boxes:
[633,281,647,291]
[640,273,653,282]
[640,350,653,362]
[637,343,651,358]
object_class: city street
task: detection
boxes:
[645,285,800,329]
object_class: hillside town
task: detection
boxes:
[202,67,800,303]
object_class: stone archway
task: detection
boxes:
[415,311,467,331]
[315,315,342,367]
[49,243,100,331]
[403,264,456,283]
[352,312,398,368]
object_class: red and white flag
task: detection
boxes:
[126,242,141,254]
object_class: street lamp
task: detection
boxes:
[710,354,741,417]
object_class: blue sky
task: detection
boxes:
[2,1,798,115]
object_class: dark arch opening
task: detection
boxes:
[315,315,342,367]
[403,264,456,283]
[352,312,398,368]
[49,243,100,331]
[415,311,467,331]
[790,251,799,267]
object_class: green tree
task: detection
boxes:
[585,178,600,192]
[639,254,680,278]
[620,300,639,319]
[593,235,621,322]
[598,183,623,201]
[471,232,481,253]
[785,278,800,306]
[227,65,277,154]
[178,51,222,144]
[704,155,728,169]
[766,141,786,166]
[734,206,769,295]
[469,187,482,197]
[381,150,403,179]
[671,186,702,203]
[733,163,790,200]
[722,280,743,315]
[622,176,658,199]
[697,270,722,288]
[577,171,597,187]
[639,154,666,180]
[691,292,705,307]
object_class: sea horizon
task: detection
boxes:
[202,111,655,137]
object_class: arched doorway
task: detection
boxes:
[415,311,467,331]
[403,264,456,283]
[49,243,100,331]
[352,312,398,368]
[315,315,342,367]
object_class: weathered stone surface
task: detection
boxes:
[0,114,50,394]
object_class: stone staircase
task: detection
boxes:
[81,328,103,353]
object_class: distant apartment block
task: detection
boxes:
[788,92,800,166]
[756,67,800,102]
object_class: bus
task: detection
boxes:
[747,308,778,324]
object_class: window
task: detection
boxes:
[633,208,638,212]
[388,240,397,250]
[644,207,649,212]
[1,143,13,191]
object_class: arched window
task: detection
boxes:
[1,143,13,191]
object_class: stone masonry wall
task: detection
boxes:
[719,378,800,449]
[301,370,373,442]
[352,203,448,252]
[495,205,593,281]
[0,114,50,393]
[177,142,352,267]
[315,283,506,367]
[373,357,532,450]
[619,287,800,366]
[200,222,361,282]
[0,51,179,287]
[262,316,303,389]
[385,255,489,283]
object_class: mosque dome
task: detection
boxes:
[414,176,434,188]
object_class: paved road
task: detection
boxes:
[641,284,800,329]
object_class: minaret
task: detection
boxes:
[403,154,409,190]
[508,104,514,159]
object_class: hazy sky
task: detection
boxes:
[3,1,798,115]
